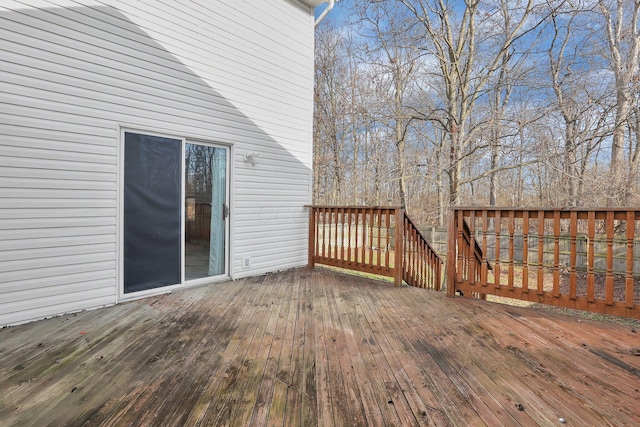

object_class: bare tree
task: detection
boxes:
[314,24,364,204]
[353,0,425,210]
[399,0,550,206]
[546,5,613,206]
[598,0,640,204]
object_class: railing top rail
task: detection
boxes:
[450,206,640,212]
[306,205,402,210]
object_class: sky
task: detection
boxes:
[314,0,351,26]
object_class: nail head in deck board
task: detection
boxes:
[1,267,639,426]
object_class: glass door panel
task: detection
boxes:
[123,132,182,293]
[184,143,227,280]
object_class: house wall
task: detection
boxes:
[0,0,315,326]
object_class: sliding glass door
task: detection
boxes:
[184,143,227,280]
[123,132,228,294]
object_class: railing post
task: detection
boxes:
[308,206,315,269]
[394,208,404,286]
[446,209,457,297]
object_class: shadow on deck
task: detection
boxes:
[1,268,639,426]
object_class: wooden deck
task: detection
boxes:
[1,268,639,426]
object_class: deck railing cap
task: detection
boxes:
[305,205,403,210]
[449,206,640,212]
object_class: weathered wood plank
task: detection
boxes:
[300,269,319,426]
[262,269,306,427]
[284,268,311,427]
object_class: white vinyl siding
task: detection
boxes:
[0,0,314,326]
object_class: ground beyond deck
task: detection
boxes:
[1,268,639,426]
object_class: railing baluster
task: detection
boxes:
[355,208,361,264]
[522,211,529,293]
[359,208,365,264]
[457,211,465,288]
[482,210,488,287]
[385,210,391,269]
[606,211,614,306]
[326,207,331,259]
[422,240,427,288]
[423,239,428,288]
[508,210,515,291]
[336,208,341,262]
[447,210,458,297]
[361,208,366,264]
[553,211,560,298]
[412,220,418,285]
[404,215,410,284]
[419,225,424,287]
[394,208,404,286]
[377,209,382,268]
[414,227,419,288]
[569,211,577,300]
[410,216,415,285]
[368,208,374,265]
[411,217,416,285]
[320,207,326,259]
[626,211,635,309]
[347,208,352,264]
[537,210,544,296]
[495,210,501,289]
[469,210,476,285]
[328,208,334,260]
[433,249,438,290]
[336,208,344,261]
[309,207,316,268]
[410,217,416,283]
[587,211,595,303]
[423,235,427,288]
[342,208,346,261]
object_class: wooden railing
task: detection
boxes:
[448,208,640,319]
[402,212,442,289]
[307,206,443,290]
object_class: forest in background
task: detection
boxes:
[313,0,640,225]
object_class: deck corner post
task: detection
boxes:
[446,209,457,297]
[394,207,404,287]
[308,206,315,269]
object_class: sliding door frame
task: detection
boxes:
[117,127,231,303]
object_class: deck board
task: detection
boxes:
[1,267,639,426]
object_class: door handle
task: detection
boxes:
[223,204,230,220]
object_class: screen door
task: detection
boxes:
[123,132,182,293]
